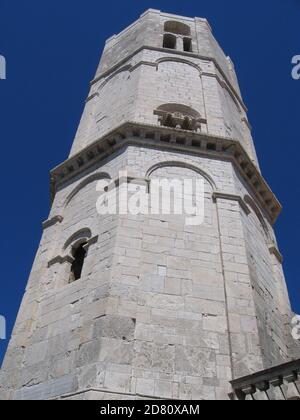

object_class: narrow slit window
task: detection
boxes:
[183,37,192,52]
[70,242,87,282]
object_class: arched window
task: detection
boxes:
[69,242,87,282]
[164,21,191,36]
[163,33,177,50]
[163,21,193,52]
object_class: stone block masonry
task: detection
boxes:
[0,9,299,400]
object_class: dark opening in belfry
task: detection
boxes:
[70,242,87,282]
[163,33,177,50]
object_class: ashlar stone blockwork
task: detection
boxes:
[0,9,299,400]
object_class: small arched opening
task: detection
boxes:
[69,242,87,282]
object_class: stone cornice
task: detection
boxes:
[230,359,300,400]
[50,122,282,225]
[91,46,247,112]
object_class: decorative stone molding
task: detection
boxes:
[93,56,241,118]
[147,160,216,191]
[202,71,242,113]
[65,172,111,207]
[86,235,99,248]
[63,228,92,251]
[48,255,74,268]
[90,46,247,112]
[230,359,300,400]
[156,110,202,132]
[85,92,99,103]
[154,103,206,132]
[112,175,149,189]
[42,215,63,230]
[50,121,282,225]
[156,57,202,75]
[269,245,283,264]
[48,235,98,268]
[212,192,251,216]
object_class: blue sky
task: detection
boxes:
[0,0,299,364]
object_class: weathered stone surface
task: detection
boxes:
[93,315,136,341]
[0,9,299,402]
[14,375,76,400]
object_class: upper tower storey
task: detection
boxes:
[70,9,258,167]
[96,9,239,91]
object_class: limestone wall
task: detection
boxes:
[71,50,255,162]
[0,10,297,401]
[70,10,256,165]
[1,144,296,400]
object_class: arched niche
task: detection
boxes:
[65,172,111,207]
[156,57,202,76]
[146,161,216,227]
[146,160,217,192]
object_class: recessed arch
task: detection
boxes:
[146,160,217,191]
[164,21,191,36]
[65,172,111,207]
[97,65,132,93]
[156,57,202,76]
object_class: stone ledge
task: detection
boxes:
[42,215,63,230]
[50,122,282,225]
[269,245,283,264]
[48,255,74,268]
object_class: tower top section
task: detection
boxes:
[63,8,284,222]
[96,9,240,95]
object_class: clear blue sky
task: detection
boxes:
[0,0,299,364]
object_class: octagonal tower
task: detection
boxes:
[0,10,298,400]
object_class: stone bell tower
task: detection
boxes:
[1,9,299,400]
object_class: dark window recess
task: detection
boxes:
[70,243,87,282]
[183,37,192,52]
[164,21,191,36]
[163,34,176,50]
